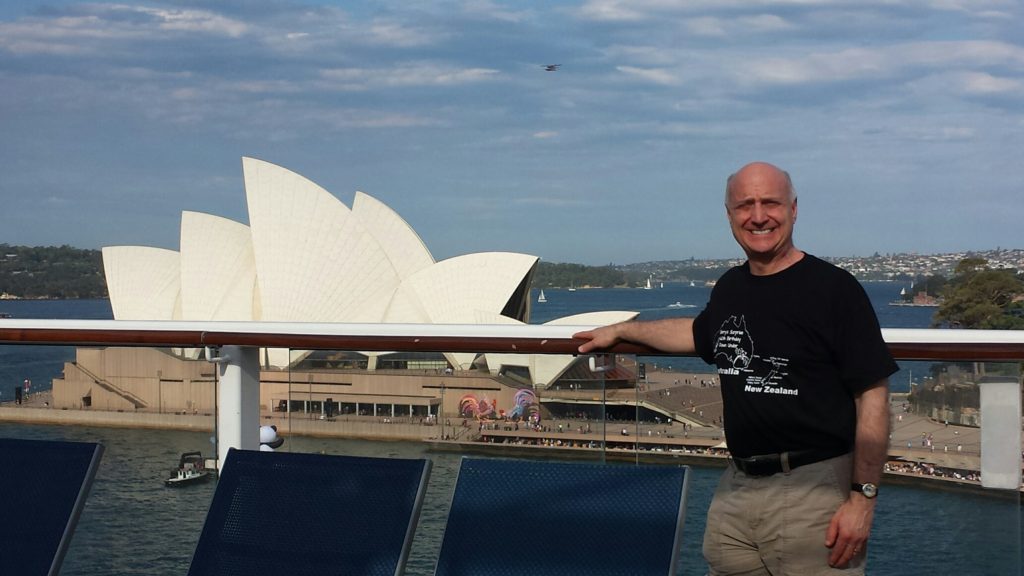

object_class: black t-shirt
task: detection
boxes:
[693,254,898,458]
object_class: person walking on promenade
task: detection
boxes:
[575,162,897,575]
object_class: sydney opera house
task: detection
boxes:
[51,158,636,427]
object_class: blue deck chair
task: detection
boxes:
[433,457,690,576]
[188,448,431,576]
[0,437,104,576]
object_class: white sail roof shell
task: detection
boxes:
[102,246,182,321]
[384,252,537,324]
[179,211,256,321]
[243,157,401,323]
[352,191,434,280]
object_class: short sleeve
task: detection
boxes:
[834,276,899,392]
[692,307,714,365]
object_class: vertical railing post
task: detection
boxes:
[979,378,1023,489]
[215,345,260,471]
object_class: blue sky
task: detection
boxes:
[1,0,1022,265]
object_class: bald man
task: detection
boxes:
[576,162,895,575]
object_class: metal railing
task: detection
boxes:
[68,361,149,409]
[3,318,1024,357]
[1,319,1022,490]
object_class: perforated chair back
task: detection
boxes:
[434,457,689,576]
[188,448,431,576]
[0,437,104,576]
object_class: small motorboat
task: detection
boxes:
[165,451,212,487]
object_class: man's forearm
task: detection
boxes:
[852,380,890,486]
[616,317,696,354]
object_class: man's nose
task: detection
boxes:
[751,202,767,223]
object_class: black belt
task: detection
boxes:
[731,447,849,477]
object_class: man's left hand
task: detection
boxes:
[825,495,875,568]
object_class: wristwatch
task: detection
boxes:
[851,482,878,498]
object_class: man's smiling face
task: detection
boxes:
[725,163,798,266]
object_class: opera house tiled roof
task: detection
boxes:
[102,157,636,387]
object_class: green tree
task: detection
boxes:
[0,244,107,299]
[533,262,628,288]
[933,258,1024,329]
[932,258,1024,379]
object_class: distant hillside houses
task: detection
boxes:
[618,249,1023,284]
[828,249,1024,280]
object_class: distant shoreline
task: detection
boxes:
[2,246,1024,301]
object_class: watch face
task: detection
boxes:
[861,483,878,498]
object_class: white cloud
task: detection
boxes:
[45,195,71,205]
[533,131,559,139]
[892,124,978,142]
[129,5,248,37]
[923,0,1016,18]
[0,15,130,55]
[318,110,442,129]
[684,14,793,37]
[577,0,1018,20]
[601,44,680,66]
[575,0,846,22]
[319,63,499,90]
[365,20,442,47]
[740,46,894,85]
[730,41,1024,88]
[900,40,1024,68]
[738,13,796,32]
[575,0,648,22]
[904,70,1024,100]
[684,17,727,37]
[110,67,193,81]
[959,71,1023,94]
[0,3,248,55]
[220,80,303,94]
[616,65,679,85]
[460,0,533,23]
[512,196,586,207]
[170,87,199,100]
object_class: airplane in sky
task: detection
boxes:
[543,64,560,72]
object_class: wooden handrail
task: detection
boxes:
[1,320,1024,361]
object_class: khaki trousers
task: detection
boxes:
[703,453,865,576]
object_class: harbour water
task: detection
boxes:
[1,282,1022,575]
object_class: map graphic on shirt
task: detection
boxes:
[712,315,798,396]
[713,315,754,369]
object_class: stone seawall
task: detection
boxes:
[0,406,214,431]
[0,406,446,442]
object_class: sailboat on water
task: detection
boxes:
[537,289,547,303]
